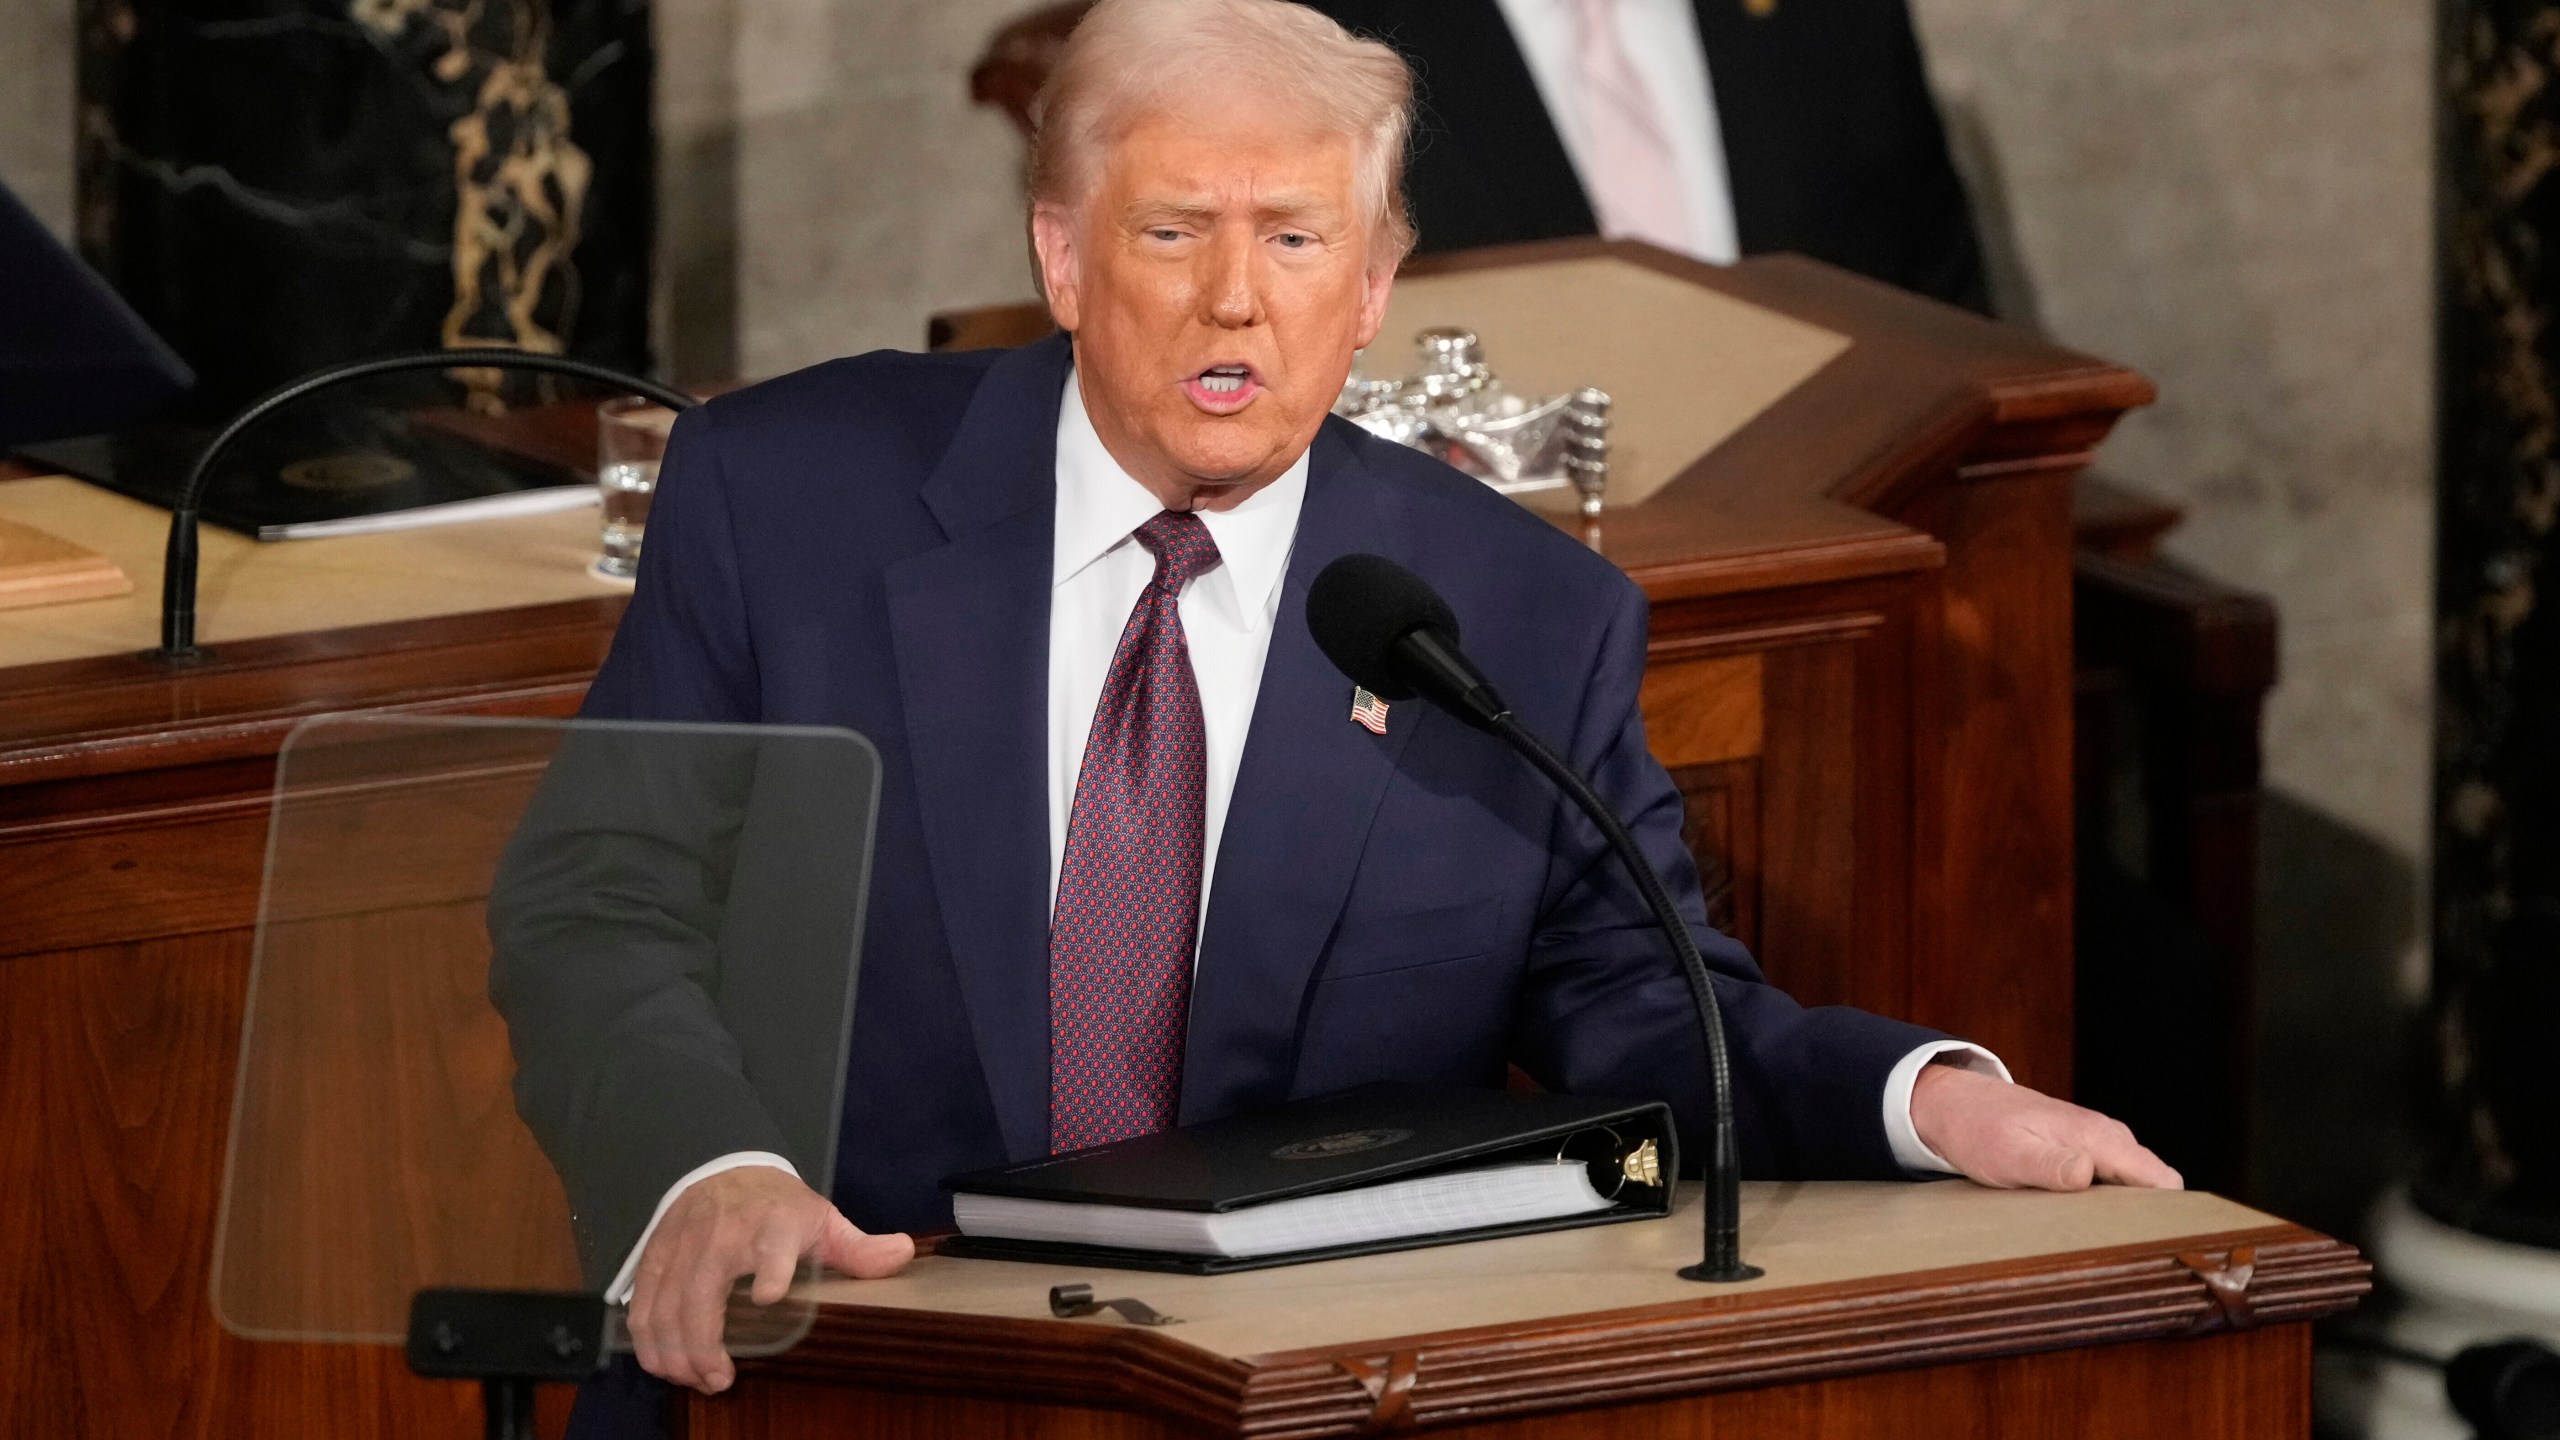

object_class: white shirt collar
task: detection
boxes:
[1052,369,1305,632]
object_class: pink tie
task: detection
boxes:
[1571,0,1695,254]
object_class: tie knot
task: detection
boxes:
[1134,510,1222,591]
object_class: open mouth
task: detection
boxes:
[1184,363,1262,412]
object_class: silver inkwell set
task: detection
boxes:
[1333,327,1614,518]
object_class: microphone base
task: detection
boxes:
[1678,1261,1766,1284]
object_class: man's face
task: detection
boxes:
[1033,101,1395,509]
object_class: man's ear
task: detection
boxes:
[1350,255,1396,352]
[1032,204,1083,332]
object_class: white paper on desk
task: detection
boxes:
[953,1159,1613,1258]
[257,485,598,541]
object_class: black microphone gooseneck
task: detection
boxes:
[157,349,699,663]
[1307,554,1761,1283]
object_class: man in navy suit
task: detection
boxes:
[501,0,2174,1419]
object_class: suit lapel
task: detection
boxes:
[1182,423,1421,1121]
[885,335,1071,1161]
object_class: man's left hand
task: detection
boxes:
[1910,1063,2183,1191]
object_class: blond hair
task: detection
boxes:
[1028,0,1417,271]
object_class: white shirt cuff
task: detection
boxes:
[1882,1041,2011,1174]
[602,1151,800,1304]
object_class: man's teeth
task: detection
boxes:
[1198,369,1249,394]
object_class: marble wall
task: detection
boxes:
[2425,0,2560,1244]
[70,0,655,415]
[651,0,1039,382]
[0,0,76,237]
[1915,0,2435,869]
[1909,0,2434,1229]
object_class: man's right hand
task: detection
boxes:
[626,1165,915,1393]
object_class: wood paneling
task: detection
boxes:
[1410,1325,2313,1440]
[1641,584,1918,1029]
[0,930,495,1439]
[0,599,615,789]
[0,661,599,1439]
[1640,583,1915,1022]
[0,797,272,956]
[1898,459,2082,1094]
[703,1219,2359,1439]
[1756,640,1866,1014]
[217,904,583,1341]
[1641,653,1764,769]
[690,1325,2310,1440]
[2072,546,2280,1190]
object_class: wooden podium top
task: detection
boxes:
[0,473,631,792]
[0,475,624,671]
[767,1182,2365,1435]
[1373,253,1854,513]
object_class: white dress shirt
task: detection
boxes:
[1490,0,1742,265]
[605,370,1997,1302]
[1047,372,1306,922]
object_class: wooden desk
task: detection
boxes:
[702,1183,2367,1438]
[0,475,625,667]
[0,245,2147,1438]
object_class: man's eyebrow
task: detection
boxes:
[1254,191,1347,225]
[1120,192,1351,228]
[1122,199,1222,227]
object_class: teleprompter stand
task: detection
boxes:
[407,1290,610,1440]
[205,717,878,1430]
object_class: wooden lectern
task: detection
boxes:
[0,244,2196,1437]
[698,1184,2366,1438]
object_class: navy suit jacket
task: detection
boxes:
[522,333,1944,1263]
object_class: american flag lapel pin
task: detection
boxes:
[1350,686,1390,735]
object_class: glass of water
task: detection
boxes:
[596,397,676,579]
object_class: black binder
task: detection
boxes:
[940,1084,1678,1274]
[20,409,587,540]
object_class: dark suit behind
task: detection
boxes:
[1307,0,1989,311]
[489,334,1946,1289]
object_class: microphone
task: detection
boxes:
[1306,553,1762,1283]
[153,349,697,662]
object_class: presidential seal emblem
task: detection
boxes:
[1269,1127,1415,1161]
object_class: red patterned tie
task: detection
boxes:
[1049,510,1222,1152]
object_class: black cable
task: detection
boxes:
[158,349,699,661]
[1491,711,1759,1282]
